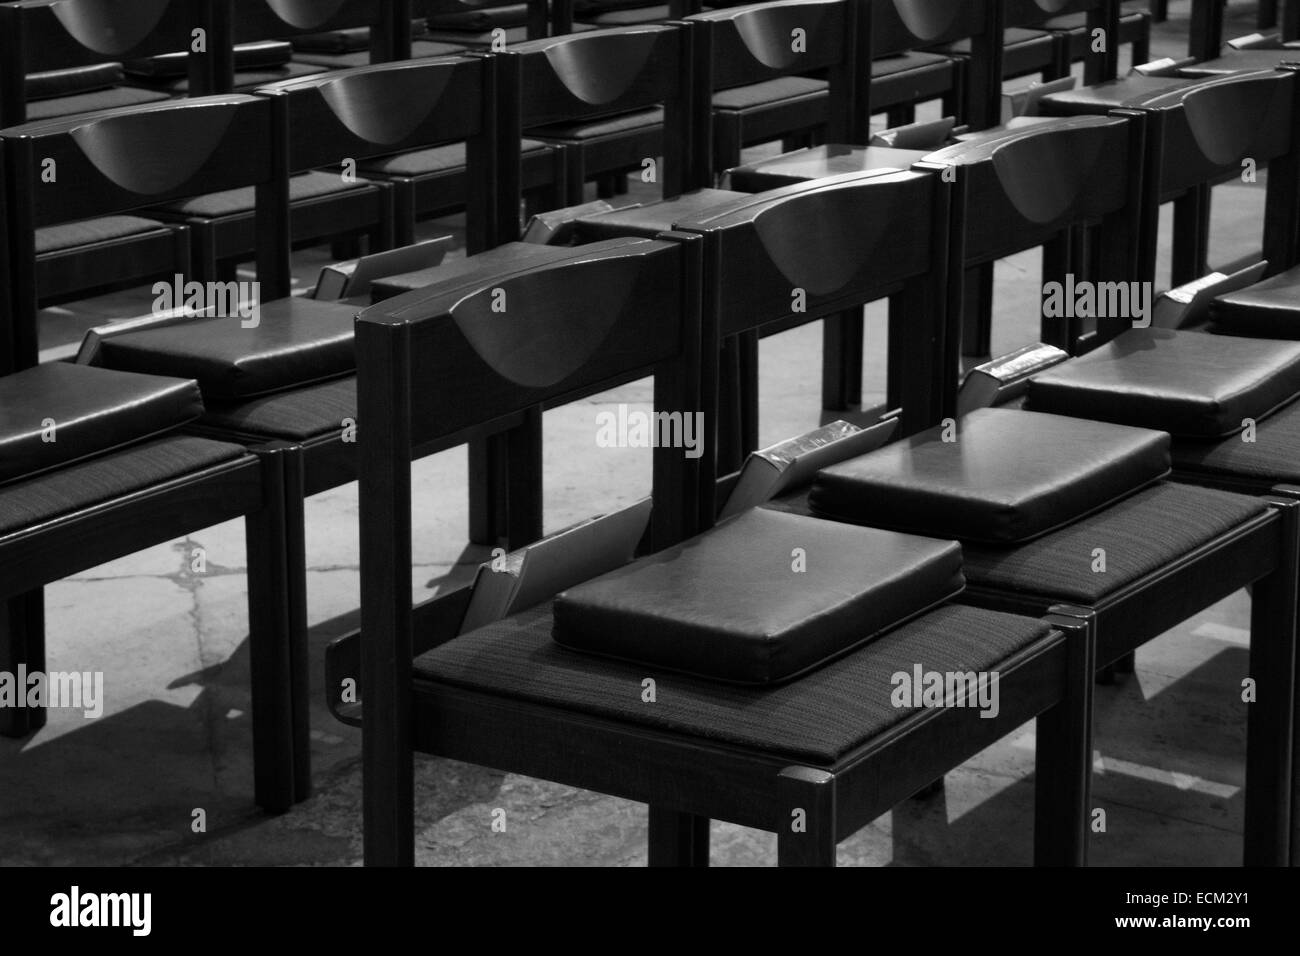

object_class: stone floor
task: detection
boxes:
[1,1,1283,865]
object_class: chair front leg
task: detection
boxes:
[777,766,837,866]
[647,807,710,866]
[0,588,46,737]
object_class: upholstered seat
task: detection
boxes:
[0,436,245,538]
[574,188,748,240]
[1179,48,1298,77]
[292,38,467,67]
[25,85,171,122]
[712,75,829,111]
[414,601,1051,764]
[159,170,369,219]
[35,215,170,255]
[532,107,664,141]
[97,298,360,400]
[359,138,549,178]
[579,5,672,26]
[1039,74,1201,114]
[1210,264,1300,337]
[199,376,357,441]
[1172,398,1300,487]
[724,144,926,191]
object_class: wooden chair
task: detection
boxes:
[1026,0,1147,79]
[1041,66,1300,294]
[0,0,198,128]
[418,0,556,47]
[0,96,309,813]
[331,232,1094,867]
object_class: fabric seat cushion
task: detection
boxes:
[724,144,927,191]
[575,188,748,240]
[712,75,829,111]
[293,39,467,67]
[24,85,172,122]
[0,363,203,485]
[1209,263,1300,338]
[26,63,123,100]
[554,508,964,684]
[531,106,663,141]
[418,601,1050,764]
[1172,397,1300,487]
[97,297,359,400]
[199,376,356,441]
[939,26,1052,54]
[809,408,1171,544]
[0,436,245,537]
[36,215,169,255]
[160,170,367,219]
[579,6,671,26]
[1026,328,1300,438]
[359,138,548,178]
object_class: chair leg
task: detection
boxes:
[1035,611,1095,866]
[1171,186,1211,287]
[776,767,837,866]
[961,264,994,359]
[821,310,864,412]
[1244,495,1299,866]
[0,589,46,737]
[244,444,301,813]
[647,807,710,866]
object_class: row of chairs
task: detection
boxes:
[2,0,1299,862]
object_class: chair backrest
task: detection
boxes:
[871,0,1002,129]
[671,168,950,485]
[1003,0,1119,80]
[496,24,691,236]
[221,0,407,86]
[0,0,201,125]
[1,94,289,370]
[685,0,861,180]
[256,54,498,250]
[920,115,1140,350]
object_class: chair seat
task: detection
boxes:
[1210,263,1300,337]
[292,39,468,68]
[579,4,671,26]
[1038,11,1147,34]
[24,85,171,122]
[871,50,955,77]
[575,188,748,240]
[414,601,1051,764]
[724,145,928,191]
[423,23,597,47]
[532,107,664,141]
[1041,75,1200,115]
[199,375,357,441]
[0,435,244,538]
[1181,48,1298,78]
[712,75,828,111]
[160,170,369,220]
[36,215,170,255]
[360,138,549,178]
[769,481,1267,604]
[1173,397,1300,488]
[150,61,327,94]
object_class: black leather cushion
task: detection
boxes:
[579,5,671,25]
[712,75,828,110]
[35,216,169,255]
[425,3,528,29]
[0,435,245,537]
[532,106,663,141]
[293,39,466,67]
[1180,49,1296,77]
[724,144,925,191]
[199,376,356,440]
[809,408,1170,544]
[97,298,359,400]
[552,508,964,684]
[161,170,365,219]
[574,188,748,240]
[871,51,955,76]
[418,601,1050,763]
[1026,328,1300,438]
[359,138,547,178]
[26,63,123,100]
[1172,397,1300,487]
[24,85,171,122]
[0,363,203,485]
[1210,264,1300,338]
[1040,75,1202,114]
[773,481,1267,604]
[125,40,293,78]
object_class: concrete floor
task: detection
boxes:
[2,1,1281,866]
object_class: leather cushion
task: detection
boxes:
[579,6,672,25]
[425,3,529,29]
[26,63,123,100]
[360,138,547,177]
[1040,75,1202,114]
[36,216,169,255]
[725,144,925,191]
[1209,264,1300,338]
[125,40,293,78]
[161,170,365,219]
[532,106,663,140]
[293,39,466,67]
[552,508,965,684]
[1025,328,1300,437]
[0,363,203,485]
[712,75,828,111]
[97,298,359,400]
[24,86,171,122]
[809,407,1171,544]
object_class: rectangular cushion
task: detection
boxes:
[124,40,292,78]
[26,63,123,101]
[0,363,202,485]
[552,508,964,684]
[96,298,358,400]
[809,408,1171,544]
[1026,328,1300,438]
[1210,263,1300,338]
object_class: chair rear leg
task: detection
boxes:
[0,589,46,737]
[647,807,710,866]
[1034,611,1095,866]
